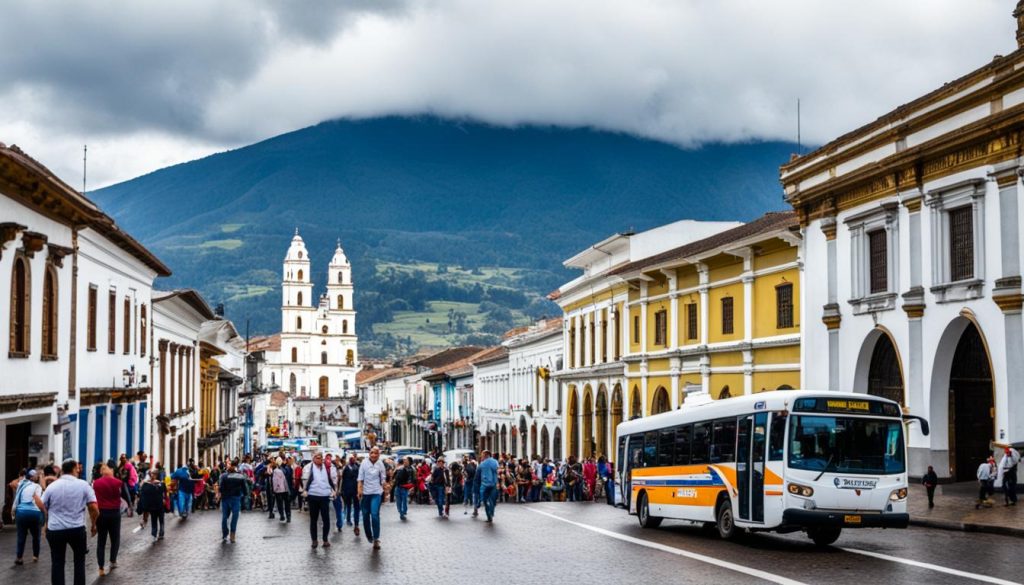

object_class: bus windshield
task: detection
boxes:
[788,415,905,475]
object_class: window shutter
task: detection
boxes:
[949,206,974,281]
[868,229,888,294]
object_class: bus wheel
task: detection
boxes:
[638,493,662,529]
[808,527,841,547]
[716,500,738,540]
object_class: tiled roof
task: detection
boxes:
[469,345,509,366]
[607,211,798,277]
[407,346,485,369]
[423,347,499,380]
[358,367,414,386]
[248,334,281,352]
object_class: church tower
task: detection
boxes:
[282,229,313,333]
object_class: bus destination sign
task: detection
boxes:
[825,400,870,412]
[792,397,901,417]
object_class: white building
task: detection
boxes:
[504,318,564,459]
[471,347,511,454]
[265,231,358,399]
[781,7,1024,480]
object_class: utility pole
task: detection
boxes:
[82,144,87,195]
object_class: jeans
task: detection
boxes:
[605,479,615,505]
[221,495,241,538]
[481,485,498,519]
[274,492,291,520]
[307,495,331,542]
[46,526,87,585]
[15,511,42,559]
[342,492,358,524]
[429,484,446,515]
[360,493,382,542]
[96,509,121,568]
[177,489,192,517]
[332,494,344,529]
[395,487,409,517]
[150,511,164,538]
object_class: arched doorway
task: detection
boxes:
[567,388,579,459]
[949,322,994,481]
[530,422,538,458]
[630,385,642,419]
[610,385,623,442]
[867,333,904,404]
[318,376,329,399]
[540,426,550,459]
[553,427,562,461]
[651,386,670,415]
[595,386,608,458]
[500,424,507,455]
[519,416,529,459]
[582,387,594,458]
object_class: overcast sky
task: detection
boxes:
[0,0,1016,188]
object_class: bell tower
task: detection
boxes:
[282,228,312,333]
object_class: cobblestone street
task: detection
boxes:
[2,498,1020,585]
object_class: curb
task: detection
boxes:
[910,517,1024,538]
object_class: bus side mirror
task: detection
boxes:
[903,415,929,436]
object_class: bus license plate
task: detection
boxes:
[844,515,862,524]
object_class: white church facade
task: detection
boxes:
[264,231,359,400]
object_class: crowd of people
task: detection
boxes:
[3,446,618,585]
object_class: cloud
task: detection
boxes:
[0,0,1014,187]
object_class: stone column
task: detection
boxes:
[820,218,841,390]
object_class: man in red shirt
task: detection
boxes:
[92,461,130,576]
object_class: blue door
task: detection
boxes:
[126,404,135,456]
[139,402,147,453]
[94,405,107,464]
[78,409,90,464]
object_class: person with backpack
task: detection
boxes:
[999,446,1020,506]
[270,459,292,522]
[137,469,167,541]
[217,459,249,543]
[11,468,44,565]
[170,463,193,519]
[428,458,451,518]
[393,457,414,520]
[301,451,338,549]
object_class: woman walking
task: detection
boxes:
[11,468,44,565]
[93,461,131,576]
[138,469,167,541]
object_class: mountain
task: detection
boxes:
[91,116,796,356]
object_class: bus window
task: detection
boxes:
[769,412,786,461]
[644,432,658,467]
[711,418,737,463]
[674,425,692,465]
[691,422,711,464]
[618,436,627,473]
[629,436,645,470]
[658,428,675,466]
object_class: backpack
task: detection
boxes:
[306,464,335,492]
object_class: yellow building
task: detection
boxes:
[552,212,801,462]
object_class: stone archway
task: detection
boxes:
[651,386,670,415]
[500,424,507,455]
[853,327,905,405]
[583,386,594,458]
[930,315,995,481]
[519,415,529,459]
[567,387,580,459]
[629,385,642,419]
[595,385,608,458]
[610,384,623,440]
[530,422,538,458]
[540,425,550,459]
[553,427,563,461]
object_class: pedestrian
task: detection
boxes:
[218,459,249,543]
[40,459,98,585]
[134,451,150,481]
[92,461,130,576]
[463,456,477,515]
[999,445,1019,506]
[301,451,338,549]
[394,457,414,520]
[358,446,388,550]
[271,458,292,523]
[605,459,616,506]
[170,462,193,519]
[976,455,996,509]
[428,458,450,518]
[11,468,44,565]
[137,469,166,541]
[477,450,499,522]
[922,465,938,508]
[341,455,360,532]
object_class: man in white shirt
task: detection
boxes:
[999,446,1020,506]
[358,446,388,550]
[976,456,996,508]
[41,459,99,585]
[301,451,338,549]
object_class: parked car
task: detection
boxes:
[442,448,476,463]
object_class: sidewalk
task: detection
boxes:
[908,481,1023,537]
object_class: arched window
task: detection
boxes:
[140,304,147,356]
[337,295,344,310]
[297,291,303,306]
[41,264,58,358]
[337,271,343,284]
[9,256,30,356]
[342,320,348,334]
[297,269,303,281]
[346,349,354,366]
[291,347,298,363]
[296,316,302,330]
[289,373,297,393]
[271,372,276,385]
[321,351,328,365]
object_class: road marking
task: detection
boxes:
[840,547,1021,585]
[525,508,807,585]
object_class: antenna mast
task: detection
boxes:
[82,144,87,195]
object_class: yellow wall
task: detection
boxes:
[752,370,800,392]
[647,358,671,372]
[647,277,669,298]
[709,373,744,399]
[708,257,743,283]
[560,284,627,313]
[647,376,672,413]
[676,266,700,290]
[753,245,797,272]
[754,345,800,365]
[708,283,744,343]
[752,268,800,339]
[629,308,642,354]
[627,362,641,373]
[709,351,744,367]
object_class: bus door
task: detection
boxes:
[624,435,645,511]
[737,412,768,523]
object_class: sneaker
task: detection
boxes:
[373,540,381,550]
[354,526,360,536]
[229,533,236,543]
[322,541,331,548]
[311,541,318,549]
[472,510,478,518]
[109,562,117,569]
[158,534,164,540]
[279,518,286,523]
[14,558,23,566]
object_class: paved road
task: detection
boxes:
[1,499,1020,584]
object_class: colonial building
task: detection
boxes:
[550,219,742,460]
[264,231,358,399]
[472,346,511,454]
[781,3,1024,480]
[0,142,171,498]
[197,318,246,465]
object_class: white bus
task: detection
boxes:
[616,390,928,546]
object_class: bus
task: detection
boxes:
[615,390,928,546]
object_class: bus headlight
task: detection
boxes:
[889,488,908,501]
[788,482,814,497]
